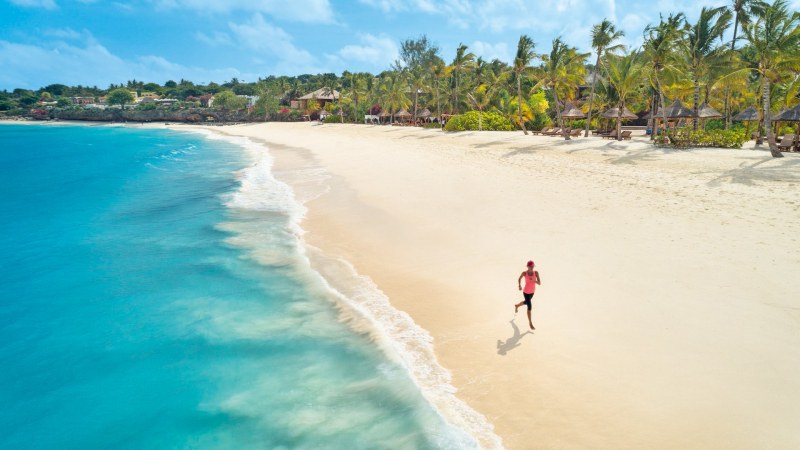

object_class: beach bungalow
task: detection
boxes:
[70,96,95,105]
[296,88,339,110]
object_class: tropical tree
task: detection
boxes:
[408,67,429,124]
[604,52,647,139]
[643,13,686,139]
[534,38,590,140]
[348,72,369,123]
[585,19,625,136]
[430,57,447,120]
[682,6,733,129]
[724,0,767,127]
[449,43,475,114]
[512,35,536,134]
[107,88,134,110]
[379,73,410,124]
[739,0,800,156]
[467,84,493,130]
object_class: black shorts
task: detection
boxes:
[523,292,533,310]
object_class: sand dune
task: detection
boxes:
[192,122,800,449]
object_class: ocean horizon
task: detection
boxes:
[0,123,495,449]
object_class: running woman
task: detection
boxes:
[516,260,541,330]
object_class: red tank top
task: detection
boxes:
[523,271,537,294]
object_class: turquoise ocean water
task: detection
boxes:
[0,124,496,449]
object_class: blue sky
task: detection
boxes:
[2,0,797,90]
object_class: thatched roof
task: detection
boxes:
[663,99,695,118]
[298,88,340,101]
[732,106,758,121]
[416,108,432,118]
[560,102,586,118]
[379,110,392,117]
[602,106,637,119]
[395,108,412,117]
[775,105,800,121]
[697,102,723,119]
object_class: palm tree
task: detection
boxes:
[430,57,447,120]
[644,13,686,139]
[585,19,625,137]
[379,73,410,125]
[408,67,428,124]
[682,7,733,129]
[449,44,475,114]
[604,52,647,140]
[534,38,590,140]
[348,73,368,123]
[740,0,800,157]
[467,84,493,130]
[513,35,536,134]
[724,0,768,127]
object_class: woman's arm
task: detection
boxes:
[535,271,542,285]
[518,272,524,290]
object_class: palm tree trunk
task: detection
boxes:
[650,91,657,141]
[763,78,783,157]
[552,88,570,140]
[723,16,740,130]
[435,79,441,122]
[616,101,623,141]
[585,52,601,137]
[517,75,527,135]
[693,76,700,130]
[413,90,419,125]
[657,76,668,142]
[478,109,483,131]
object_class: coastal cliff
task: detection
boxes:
[49,108,252,123]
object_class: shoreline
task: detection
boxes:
[194,122,799,449]
[8,120,800,448]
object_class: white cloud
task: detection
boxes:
[0,36,244,89]
[227,14,317,73]
[9,0,57,9]
[471,40,511,63]
[328,33,399,71]
[150,0,335,23]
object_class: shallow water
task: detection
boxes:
[0,124,480,449]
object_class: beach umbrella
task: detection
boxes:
[601,106,637,119]
[394,108,412,123]
[664,99,696,119]
[775,104,800,144]
[560,102,586,119]
[416,108,432,118]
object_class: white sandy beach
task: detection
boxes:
[17,118,795,448]
[179,122,800,450]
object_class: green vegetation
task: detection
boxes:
[3,4,798,156]
[444,111,514,131]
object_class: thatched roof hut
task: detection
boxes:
[775,105,800,121]
[416,108,432,118]
[697,103,723,119]
[298,88,340,101]
[395,108,412,117]
[663,99,696,118]
[602,106,637,119]
[732,106,759,121]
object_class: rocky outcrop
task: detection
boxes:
[50,108,253,123]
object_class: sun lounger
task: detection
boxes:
[777,135,796,151]
[620,130,632,140]
[601,130,618,139]
[543,128,562,136]
[535,127,554,135]
[570,128,582,137]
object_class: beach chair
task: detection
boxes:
[570,128,582,137]
[543,128,562,136]
[601,130,618,139]
[777,135,796,152]
[537,127,554,135]
[620,130,632,140]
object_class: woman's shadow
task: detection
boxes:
[497,318,533,355]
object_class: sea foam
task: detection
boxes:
[196,130,504,450]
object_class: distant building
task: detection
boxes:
[70,97,95,105]
[296,88,339,110]
[238,95,259,109]
[138,92,160,102]
[155,98,179,106]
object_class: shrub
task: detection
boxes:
[778,124,797,136]
[444,111,514,131]
[704,119,725,130]
[526,112,553,131]
[422,123,441,129]
[658,128,748,149]
[323,114,342,123]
